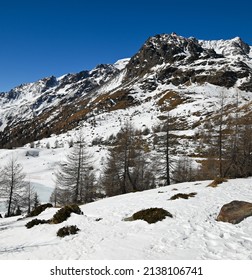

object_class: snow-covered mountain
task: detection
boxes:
[1,33,252,261]
[0,61,128,147]
[0,33,252,150]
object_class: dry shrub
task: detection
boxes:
[57,225,80,237]
[26,219,48,229]
[27,203,53,217]
[50,204,82,224]
[208,177,227,188]
[169,192,197,200]
[130,207,173,224]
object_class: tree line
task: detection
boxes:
[2,95,252,213]
[50,120,202,206]
[197,90,252,179]
[51,123,157,205]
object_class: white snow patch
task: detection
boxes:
[0,178,252,259]
[114,58,130,70]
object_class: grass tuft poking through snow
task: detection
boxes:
[57,225,80,238]
[50,204,82,224]
[125,207,173,224]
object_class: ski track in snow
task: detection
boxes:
[0,178,252,260]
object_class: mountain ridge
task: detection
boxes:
[0,33,252,150]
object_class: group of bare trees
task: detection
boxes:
[102,122,156,196]
[195,89,252,179]
[0,158,39,217]
[51,119,204,206]
[51,123,156,205]
[220,120,252,178]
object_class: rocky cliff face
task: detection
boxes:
[124,33,221,80]
[123,33,252,91]
[0,33,252,148]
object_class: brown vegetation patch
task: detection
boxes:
[158,91,183,110]
[91,93,110,105]
[27,203,53,217]
[65,108,90,124]
[126,207,173,224]
[50,204,82,224]
[26,219,49,229]
[169,192,197,200]
[208,177,227,188]
[57,225,80,237]
[109,100,129,111]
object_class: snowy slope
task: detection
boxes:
[0,82,251,207]
[113,58,130,70]
[0,131,109,209]
[0,60,124,133]
[199,37,252,60]
[0,178,252,260]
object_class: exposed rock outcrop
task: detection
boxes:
[216,200,252,224]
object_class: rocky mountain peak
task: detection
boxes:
[230,37,250,54]
[199,36,251,58]
[124,33,221,81]
[44,76,59,89]
[89,63,119,82]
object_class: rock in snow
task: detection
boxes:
[216,200,252,224]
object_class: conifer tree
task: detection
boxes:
[33,192,40,209]
[54,133,94,205]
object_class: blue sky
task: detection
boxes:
[0,0,251,92]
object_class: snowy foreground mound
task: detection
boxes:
[0,178,252,260]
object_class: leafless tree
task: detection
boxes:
[217,90,226,178]
[172,156,196,183]
[0,157,28,217]
[22,181,36,215]
[54,133,94,205]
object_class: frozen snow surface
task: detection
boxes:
[0,178,252,260]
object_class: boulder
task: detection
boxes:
[216,200,252,224]
[25,150,39,157]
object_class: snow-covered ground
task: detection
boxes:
[0,147,60,204]
[0,178,252,260]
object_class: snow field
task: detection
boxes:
[0,178,252,260]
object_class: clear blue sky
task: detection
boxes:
[0,0,251,92]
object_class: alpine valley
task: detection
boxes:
[1,33,252,260]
